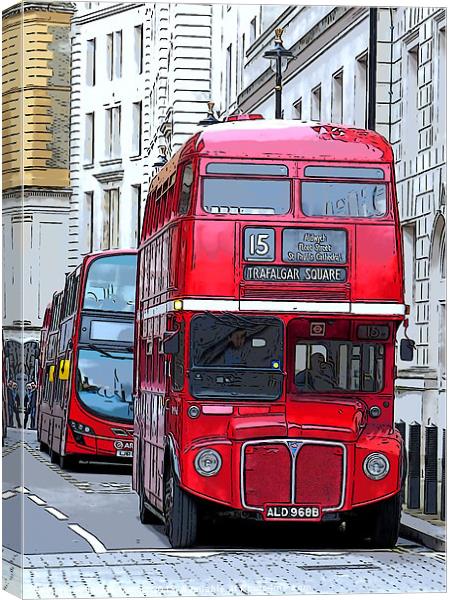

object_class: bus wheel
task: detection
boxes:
[50,448,59,464]
[369,492,402,548]
[39,441,48,453]
[164,465,198,548]
[59,454,77,470]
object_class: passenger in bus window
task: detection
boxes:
[295,352,336,391]
[224,329,247,366]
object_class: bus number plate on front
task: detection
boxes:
[263,505,322,521]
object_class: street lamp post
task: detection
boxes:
[263,28,293,119]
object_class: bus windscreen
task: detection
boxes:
[190,314,283,400]
[76,349,134,422]
[203,178,290,215]
[83,254,136,313]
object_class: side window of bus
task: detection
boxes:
[171,322,185,391]
[179,163,193,215]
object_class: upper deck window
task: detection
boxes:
[301,181,386,218]
[203,178,290,215]
[304,166,384,179]
[206,163,288,176]
[179,164,193,214]
[83,254,137,313]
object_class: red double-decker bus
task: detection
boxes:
[133,118,411,548]
[38,250,137,468]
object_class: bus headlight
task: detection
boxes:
[363,453,390,480]
[194,449,222,477]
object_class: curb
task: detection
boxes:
[400,511,445,552]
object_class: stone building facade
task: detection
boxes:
[2,1,74,382]
[67,1,148,270]
[67,1,215,269]
[391,7,446,476]
[210,4,446,512]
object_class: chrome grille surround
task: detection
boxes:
[240,438,347,512]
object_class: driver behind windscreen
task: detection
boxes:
[295,351,336,391]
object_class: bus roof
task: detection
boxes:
[191,120,393,163]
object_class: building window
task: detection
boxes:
[402,224,416,310]
[250,17,257,44]
[106,30,122,80]
[105,106,121,158]
[131,184,141,247]
[84,112,94,164]
[311,85,321,121]
[225,44,232,108]
[114,30,122,79]
[403,43,419,158]
[132,101,142,156]
[331,70,344,123]
[106,33,113,80]
[86,38,96,86]
[437,26,445,143]
[354,52,368,127]
[102,188,120,249]
[82,192,94,253]
[240,33,246,89]
[134,25,143,74]
[293,98,302,119]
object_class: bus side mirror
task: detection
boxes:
[162,331,180,355]
[400,338,415,361]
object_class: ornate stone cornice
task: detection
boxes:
[2,2,76,19]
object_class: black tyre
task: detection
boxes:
[39,441,48,453]
[347,492,402,549]
[59,453,77,470]
[50,447,59,464]
[164,464,198,548]
[370,492,402,548]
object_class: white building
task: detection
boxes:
[391,7,446,465]
[68,1,216,269]
[67,1,147,270]
[211,5,446,513]
[213,5,393,138]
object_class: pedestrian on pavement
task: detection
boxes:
[24,382,37,429]
[7,381,21,428]
[7,380,14,427]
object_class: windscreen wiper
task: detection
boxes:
[87,344,130,360]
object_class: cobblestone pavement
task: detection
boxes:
[2,543,446,599]
[2,430,447,599]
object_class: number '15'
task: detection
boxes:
[249,233,270,256]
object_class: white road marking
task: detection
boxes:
[68,524,107,553]
[14,486,30,494]
[45,507,68,520]
[2,491,16,500]
[28,495,46,506]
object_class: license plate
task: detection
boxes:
[263,504,322,521]
[116,450,132,457]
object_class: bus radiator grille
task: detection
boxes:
[244,443,291,507]
[295,444,344,507]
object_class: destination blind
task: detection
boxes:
[244,265,347,282]
[282,229,346,264]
